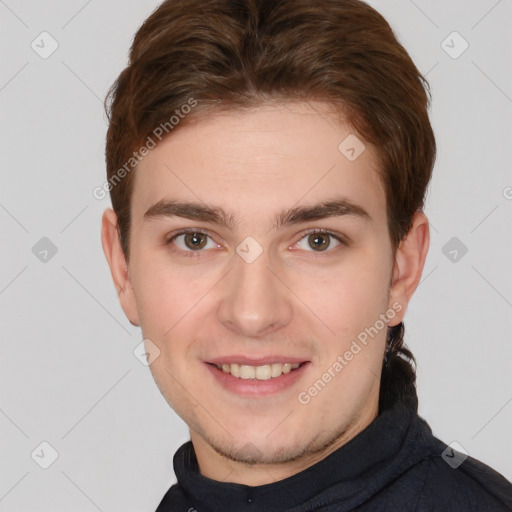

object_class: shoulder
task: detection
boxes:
[411,447,512,511]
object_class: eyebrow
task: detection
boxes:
[143,198,372,230]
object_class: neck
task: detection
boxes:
[190,398,379,486]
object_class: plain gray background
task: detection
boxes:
[1,0,511,510]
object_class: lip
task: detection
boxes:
[204,360,311,397]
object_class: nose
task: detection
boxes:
[217,247,293,338]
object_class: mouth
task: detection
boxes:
[204,358,311,397]
[208,361,305,380]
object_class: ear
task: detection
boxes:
[101,208,140,327]
[387,211,430,326]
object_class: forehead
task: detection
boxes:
[132,102,386,229]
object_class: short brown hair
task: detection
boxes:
[104,0,436,410]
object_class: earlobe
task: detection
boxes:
[388,212,430,326]
[101,208,140,327]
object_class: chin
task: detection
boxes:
[214,436,307,465]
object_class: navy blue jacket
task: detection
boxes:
[155,384,512,511]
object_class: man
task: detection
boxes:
[101,0,512,510]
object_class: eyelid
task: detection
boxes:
[296,227,347,243]
[165,227,218,244]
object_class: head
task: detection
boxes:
[101,0,434,477]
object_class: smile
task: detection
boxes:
[205,360,310,397]
[214,362,302,380]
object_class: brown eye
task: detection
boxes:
[308,233,331,251]
[183,232,208,250]
[295,230,343,253]
[167,230,218,254]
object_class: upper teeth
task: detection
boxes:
[216,363,301,380]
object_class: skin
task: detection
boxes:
[101,101,429,486]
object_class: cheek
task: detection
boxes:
[300,253,391,337]
[130,253,198,338]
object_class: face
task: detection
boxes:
[102,101,428,482]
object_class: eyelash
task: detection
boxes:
[165,228,346,258]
